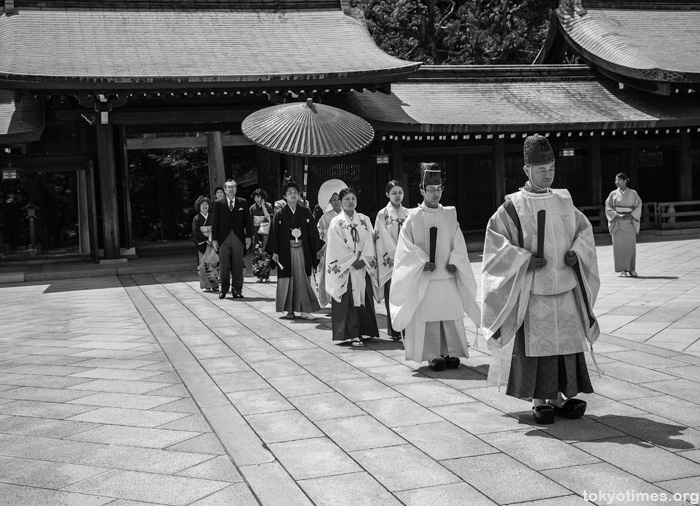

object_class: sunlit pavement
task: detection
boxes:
[2,234,700,505]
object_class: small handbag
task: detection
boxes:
[258,221,270,235]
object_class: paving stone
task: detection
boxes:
[302,361,369,382]
[66,407,188,428]
[68,392,179,410]
[431,401,523,435]
[444,453,570,504]
[63,469,231,505]
[69,378,172,394]
[176,455,243,483]
[246,409,324,443]
[481,429,601,470]
[0,386,96,403]
[1,364,94,376]
[339,351,400,369]
[574,435,700,481]
[350,444,459,492]
[67,358,159,370]
[357,396,443,428]
[300,471,402,506]
[603,350,687,369]
[167,433,226,455]
[68,425,200,449]
[265,335,318,352]
[594,413,700,451]
[0,483,113,506]
[284,348,338,365]
[289,392,365,421]
[0,400,97,419]
[198,356,251,374]
[364,364,432,385]
[158,414,212,432]
[543,462,675,505]
[267,373,333,397]
[187,483,260,506]
[145,384,189,397]
[591,375,666,401]
[327,377,401,402]
[393,382,477,407]
[156,398,201,414]
[226,388,294,415]
[395,482,498,506]
[0,455,106,489]
[249,358,308,379]
[315,415,405,452]
[656,476,700,503]
[395,421,498,461]
[0,372,94,389]
[211,371,269,393]
[240,462,314,506]
[69,368,164,381]
[0,415,100,439]
[269,437,362,480]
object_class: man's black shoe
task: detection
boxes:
[232,292,244,299]
[219,293,227,300]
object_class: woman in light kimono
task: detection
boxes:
[325,187,380,347]
[316,179,346,307]
[605,173,642,277]
[374,180,408,340]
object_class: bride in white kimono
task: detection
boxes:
[325,188,380,347]
[605,172,642,277]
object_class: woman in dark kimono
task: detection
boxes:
[266,181,323,320]
[192,196,219,292]
[249,188,274,283]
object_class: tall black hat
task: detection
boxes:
[420,162,443,187]
[524,134,554,165]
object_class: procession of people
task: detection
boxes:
[191,134,606,424]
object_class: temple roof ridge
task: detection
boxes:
[2,0,343,10]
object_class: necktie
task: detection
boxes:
[228,199,234,211]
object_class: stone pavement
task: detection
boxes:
[3,236,700,505]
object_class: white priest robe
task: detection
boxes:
[390,204,481,363]
[325,211,379,306]
[374,202,408,297]
[481,189,600,385]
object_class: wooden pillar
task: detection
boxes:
[207,131,226,198]
[590,132,602,205]
[118,125,133,251]
[77,169,90,254]
[86,160,99,262]
[628,135,639,185]
[494,138,506,207]
[96,123,121,260]
[679,130,693,200]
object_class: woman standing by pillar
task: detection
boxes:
[605,172,642,277]
[374,180,408,340]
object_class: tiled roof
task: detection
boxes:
[551,0,700,83]
[336,65,700,133]
[0,91,44,144]
[0,3,419,90]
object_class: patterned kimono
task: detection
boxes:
[192,212,219,290]
[325,211,380,341]
[482,188,599,400]
[605,188,642,273]
[374,203,407,338]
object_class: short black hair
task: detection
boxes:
[616,172,629,181]
[282,181,300,195]
[252,188,268,200]
[214,186,224,194]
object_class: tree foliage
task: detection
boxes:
[352,0,556,65]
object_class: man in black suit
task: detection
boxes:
[212,179,253,299]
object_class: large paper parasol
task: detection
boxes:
[241,98,374,204]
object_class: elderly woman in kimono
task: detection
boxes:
[374,180,408,341]
[482,134,600,425]
[605,173,642,277]
[316,179,346,307]
[325,187,380,347]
